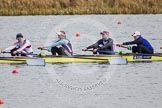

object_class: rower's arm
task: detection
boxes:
[45,39,68,48]
[86,40,100,49]
[17,40,30,52]
[123,40,143,45]
[98,39,113,50]
[4,45,16,51]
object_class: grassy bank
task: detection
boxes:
[0,0,162,15]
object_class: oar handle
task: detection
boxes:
[0,51,45,57]
[87,49,93,51]
[117,45,132,50]
[84,49,127,55]
[38,47,43,50]
[38,47,48,51]
[84,49,117,55]
[121,46,127,48]
[0,51,10,54]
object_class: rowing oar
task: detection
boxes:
[0,51,47,57]
[84,49,127,55]
[117,45,132,50]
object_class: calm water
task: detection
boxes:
[0,15,162,108]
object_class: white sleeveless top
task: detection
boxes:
[14,39,33,53]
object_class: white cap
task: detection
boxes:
[132,31,141,36]
[56,31,66,36]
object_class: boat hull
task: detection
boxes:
[0,54,162,64]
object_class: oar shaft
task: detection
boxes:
[86,49,117,55]
[85,49,128,55]
[38,48,48,51]
[121,46,127,48]
[0,51,10,54]
[97,50,116,55]
[120,45,132,50]
[0,51,42,57]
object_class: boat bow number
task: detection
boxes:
[133,55,152,59]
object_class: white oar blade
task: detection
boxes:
[109,58,128,65]
[26,58,45,66]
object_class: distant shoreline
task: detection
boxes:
[0,0,162,16]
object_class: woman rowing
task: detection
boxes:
[0,33,33,56]
[116,31,154,54]
[82,31,115,55]
[38,31,73,56]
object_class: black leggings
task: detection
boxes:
[132,45,153,54]
[10,48,27,56]
[51,47,71,56]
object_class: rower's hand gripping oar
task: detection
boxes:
[38,47,49,51]
[0,51,46,66]
[0,50,11,54]
[116,44,132,50]
[0,45,18,54]
[122,45,132,50]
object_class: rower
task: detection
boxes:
[116,31,154,54]
[82,31,115,55]
[1,33,33,56]
[38,31,73,56]
[0,33,33,56]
